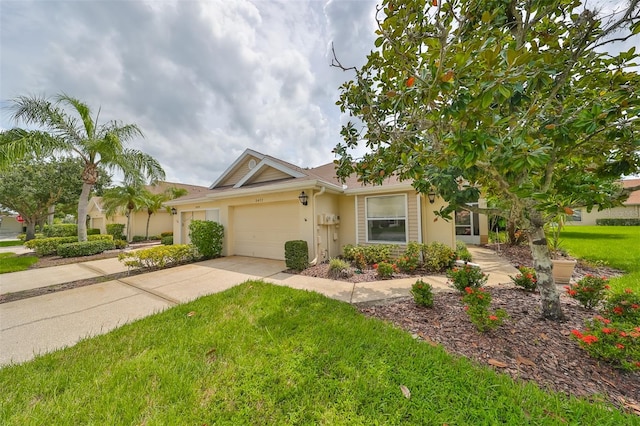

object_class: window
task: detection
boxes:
[569,209,582,222]
[366,195,407,242]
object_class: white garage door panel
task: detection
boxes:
[233,202,300,260]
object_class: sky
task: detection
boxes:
[0,1,637,187]
[0,0,379,187]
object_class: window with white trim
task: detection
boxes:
[366,195,407,243]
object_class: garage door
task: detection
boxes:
[233,202,300,260]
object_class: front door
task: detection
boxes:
[455,204,480,244]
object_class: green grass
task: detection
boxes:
[0,252,38,273]
[0,240,23,247]
[0,282,633,425]
[561,225,640,293]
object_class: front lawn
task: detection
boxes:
[562,225,640,293]
[0,240,23,247]
[0,282,633,424]
[0,252,38,274]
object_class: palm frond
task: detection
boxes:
[9,95,84,145]
[0,129,67,168]
[56,93,95,140]
[110,149,166,185]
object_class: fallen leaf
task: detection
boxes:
[516,355,536,367]
[400,384,411,399]
[488,359,508,368]
[187,311,196,317]
[539,332,549,341]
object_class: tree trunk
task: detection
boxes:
[77,182,93,242]
[48,205,55,225]
[146,212,151,240]
[24,220,36,242]
[528,211,565,320]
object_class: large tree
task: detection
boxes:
[333,0,640,319]
[1,94,165,241]
[0,156,83,240]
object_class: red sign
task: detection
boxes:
[16,215,24,223]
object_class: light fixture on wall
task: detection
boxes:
[171,207,177,215]
[298,191,309,206]
[427,190,436,204]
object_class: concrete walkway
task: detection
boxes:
[0,246,518,366]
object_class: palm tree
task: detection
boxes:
[1,94,165,241]
[101,184,147,242]
[139,186,188,240]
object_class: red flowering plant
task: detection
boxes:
[570,316,640,372]
[411,279,434,308]
[374,261,398,279]
[564,274,610,309]
[509,266,537,292]
[396,242,421,273]
[461,287,507,332]
[604,288,640,322]
[447,264,488,293]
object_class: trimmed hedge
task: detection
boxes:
[189,220,224,258]
[24,234,114,256]
[43,224,77,237]
[132,235,147,243]
[161,236,174,245]
[118,245,195,269]
[106,223,126,240]
[596,218,640,226]
[285,240,309,271]
[160,231,173,237]
[57,240,116,258]
[87,228,101,235]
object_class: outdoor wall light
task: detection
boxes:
[171,207,177,215]
[427,190,436,204]
[298,191,309,206]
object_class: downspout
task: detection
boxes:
[309,186,326,265]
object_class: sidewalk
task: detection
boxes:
[0,246,518,366]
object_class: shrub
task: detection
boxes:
[455,241,472,262]
[160,231,173,237]
[571,317,640,371]
[43,224,77,237]
[342,244,393,265]
[113,239,128,249]
[327,258,353,280]
[374,261,397,279]
[565,275,610,309]
[161,236,174,245]
[422,242,455,272]
[131,235,147,243]
[284,240,309,271]
[87,228,101,235]
[57,240,115,257]
[447,264,488,293]
[118,245,195,269]
[595,218,640,226]
[462,287,507,332]
[24,234,113,256]
[189,220,224,258]
[106,223,126,241]
[604,289,640,322]
[396,242,421,273]
[411,279,434,308]
[510,266,537,292]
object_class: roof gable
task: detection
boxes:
[210,149,306,189]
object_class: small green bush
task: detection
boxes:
[43,224,77,237]
[462,287,507,332]
[455,241,472,262]
[604,289,640,322]
[595,218,640,226]
[87,228,101,235]
[422,242,455,272]
[131,235,147,243]
[374,261,397,279]
[24,234,113,256]
[284,240,309,271]
[447,264,488,293]
[510,266,537,292]
[327,258,352,280]
[341,244,393,265]
[118,244,195,269]
[189,220,224,258]
[411,279,434,308]
[396,242,421,273]
[113,239,128,249]
[106,223,126,241]
[565,275,610,309]
[57,240,116,257]
[161,236,174,245]
[160,231,173,237]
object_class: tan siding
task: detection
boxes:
[357,195,366,244]
[407,193,418,242]
[248,167,291,184]
[217,155,258,187]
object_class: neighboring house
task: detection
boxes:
[568,179,640,226]
[87,181,209,238]
[165,149,488,262]
[0,214,24,236]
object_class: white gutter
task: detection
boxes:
[309,186,326,265]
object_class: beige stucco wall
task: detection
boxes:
[570,205,640,226]
[422,196,456,248]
